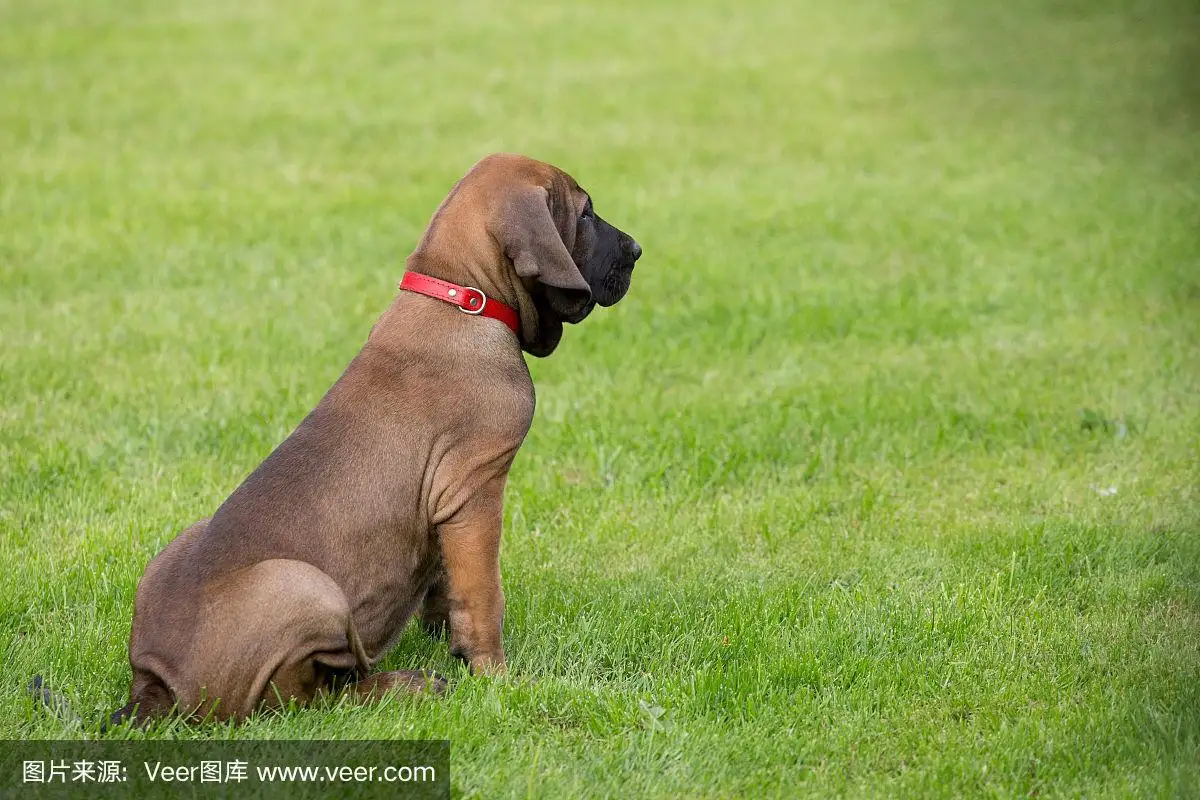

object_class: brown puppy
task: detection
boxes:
[112,153,642,724]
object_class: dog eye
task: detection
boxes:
[580,203,594,221]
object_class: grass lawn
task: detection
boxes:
[2,0,1198,796]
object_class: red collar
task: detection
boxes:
[398,272,520,335]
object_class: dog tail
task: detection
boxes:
[27,675,83,728]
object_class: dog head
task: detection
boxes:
[411,154,642,357]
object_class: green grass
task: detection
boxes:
[2,0,1199,796]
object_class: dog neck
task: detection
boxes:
[398,271,520,334]
[402,250,546,353]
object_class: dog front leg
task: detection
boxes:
[437,484,506,674]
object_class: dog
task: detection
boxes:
[78,153,640,725]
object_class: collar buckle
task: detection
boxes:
[458,287,487,315]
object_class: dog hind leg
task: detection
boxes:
[182,559,442,720]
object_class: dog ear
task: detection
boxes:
[523,294,565,358]
[493,185,591,320]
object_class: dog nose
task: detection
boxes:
[629,240,642,262]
